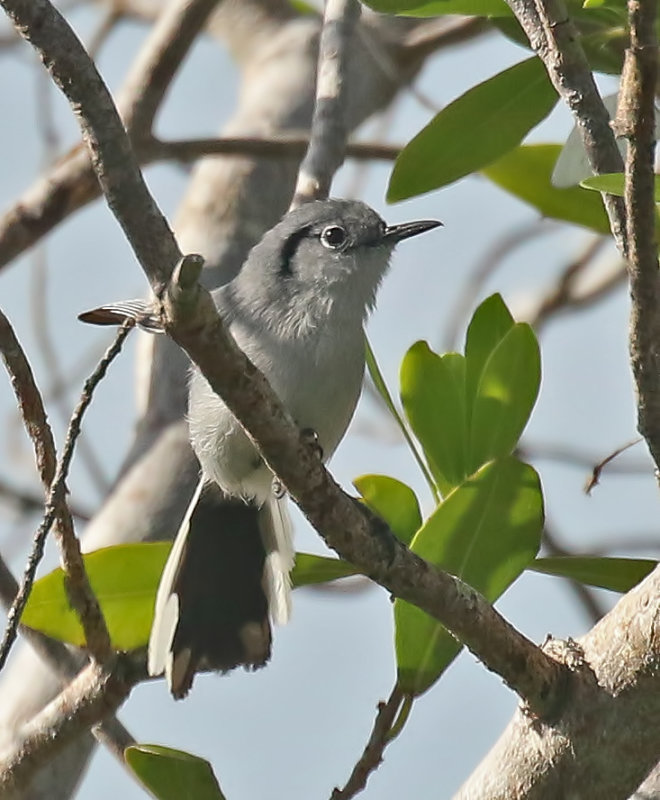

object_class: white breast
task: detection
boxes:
[187,315,365,502]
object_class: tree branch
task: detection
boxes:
[0,554,135,765]
[0,309,113,669]
[149,134,402,163]
[163,256,567,717]
[3,0,567,723]
[290,0,361,208]
[330,685,410,800]
[504,0,627,251]
[0,657,141,795]
[616,0,660,469]
[455,564,660,799]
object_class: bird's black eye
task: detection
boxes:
[320,225,347,250]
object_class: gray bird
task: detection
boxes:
[81,199,440,697]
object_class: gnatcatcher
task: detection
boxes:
[81,199,440,697]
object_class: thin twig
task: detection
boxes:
[402,16,491,56]
[584,437,644,494]
[0,314,132,672]
[30,247,111,499]
[616,0,660,470]
[504,0,627,250]
[290,0,361,207]
[330,685,409,800]
[530,260,627,334]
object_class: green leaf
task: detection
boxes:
[362,0,512,16]
[483,144,612,234]
[580,173,626,195]
[291,553,360,586]
[530,556,656,593]
[581,172,660,202]
[21,543,170,650]
[464,294,514,424]
[125,745,225,800]
[353,474,422,545]
[388,58,557,202]
[469,323,540,472]
[21,544,359,650]
[400,343,468,495]
[395,456,543,695]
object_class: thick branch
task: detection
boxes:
[290,0,361,207]
[455,564,660,799]
[0,657,140,795]
[0,555,134,764]
[618,0,660,468]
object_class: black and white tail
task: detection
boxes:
[148,479,293,698]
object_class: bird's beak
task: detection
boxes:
[383,219,442,243]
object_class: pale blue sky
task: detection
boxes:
[0,6,655,799]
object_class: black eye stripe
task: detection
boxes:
[279,225,313,276]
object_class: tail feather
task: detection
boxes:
[259,491,294,626]
[148,480,272,698]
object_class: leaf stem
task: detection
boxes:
[365,337,440,503]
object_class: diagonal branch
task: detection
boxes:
[0,554,135,765]
[0,656,142,795]
[2,0,567,725]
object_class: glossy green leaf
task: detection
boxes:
[469,323,540,472]
[483,144,611,234]
[581,173,660,202]
[362,0,512,16]
[580,173,626,195]
[530,556,656,593]
[353,474,422,545]
[464,294,514,424]
[291,553,359,586]
[21,543,170,650]
[388,58,557,202]
[125,745,225,800]
[401,343,468,495]
[21,544,359,650]
[395,456,543,695]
